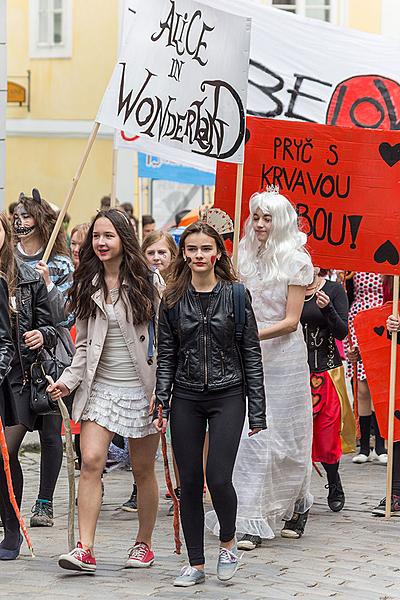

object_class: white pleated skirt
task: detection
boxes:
[206,329,313,539]
[81,381,155,439]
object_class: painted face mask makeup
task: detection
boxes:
[13,206,36,238]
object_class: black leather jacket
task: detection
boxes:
[0,277,15,386]
[12,261,57,380]
[155,281,266,430]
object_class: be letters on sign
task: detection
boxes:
[97,0,251,163]
[214,117,400,275]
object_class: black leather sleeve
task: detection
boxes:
[0,278,15,386]
[320,283,349,341]
[239,290,267,430]
[154,300,178,420]
[32,280,57,349]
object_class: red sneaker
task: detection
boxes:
[125,542,155,568]
[58,541,96,572]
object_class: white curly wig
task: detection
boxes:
[238,191,309,282]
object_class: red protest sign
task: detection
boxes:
[215,117,400,275]
[354,304,400,441]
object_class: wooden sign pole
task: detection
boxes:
[385,275,400,519]
[232,163,244,270]
[110,147,118,208]
[43,122,100,263]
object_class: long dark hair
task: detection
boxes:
[164,221,237,308]
[0,212,17,298]
[68,209,156,323]
[15,190,69,257]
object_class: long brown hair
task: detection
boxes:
[15,189,69,257]
[0,212,17,297]
[68,209,156,323]
[164,221,237,308]
[141,230,178,282]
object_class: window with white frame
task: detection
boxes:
[269,0,338,23]
[30,0,72,59]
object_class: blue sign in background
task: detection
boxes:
[138,153,215,186]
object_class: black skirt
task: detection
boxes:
[0,378,19,427]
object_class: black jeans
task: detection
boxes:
[171,391,245,566]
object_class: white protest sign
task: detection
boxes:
[201,0,400,129]
[97,0,251,163]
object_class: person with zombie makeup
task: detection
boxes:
[47,209,162,572]
[206,189,314,549]
[13,189,74,527]
[153,220,266,587]
[0,212,56,560]
[300,268,356,513]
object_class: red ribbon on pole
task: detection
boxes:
[0,416,34,556]
[158,406,181,555]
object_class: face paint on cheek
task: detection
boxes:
[211,255,217,265]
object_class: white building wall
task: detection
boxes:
[0,0,5,209]
[381,0,400,37]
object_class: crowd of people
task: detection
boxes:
[0,187,395,586]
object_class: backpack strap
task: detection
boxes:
[232,282,246,342]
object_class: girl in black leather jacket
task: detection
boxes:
[0,213,56,560]
[153,221,266,587]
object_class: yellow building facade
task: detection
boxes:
[4,0,395,225]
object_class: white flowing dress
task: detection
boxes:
[206,251,314,539]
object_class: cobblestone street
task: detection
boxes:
[0,447,399,600]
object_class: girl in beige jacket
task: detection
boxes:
[48,209,161,572]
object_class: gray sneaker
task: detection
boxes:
[173,565,205,587]
[30,500,54,527]
[217,544,240,581]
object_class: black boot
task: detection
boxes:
[121,484,137,512]
[371,412,386,457]
[322,462,345,512]
[326,474,345,512]
[353,415,371,462]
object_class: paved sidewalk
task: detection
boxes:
[0,450,399,600]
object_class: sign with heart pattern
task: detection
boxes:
[354,303,400,441]
[215,118,400,275]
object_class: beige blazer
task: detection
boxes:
[60,284,159,423]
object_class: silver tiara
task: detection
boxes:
[265,184,279,194]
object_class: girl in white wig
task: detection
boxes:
[206,189,314,546]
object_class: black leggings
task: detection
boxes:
[0,414,62,548]
[171,393,245,566]
[38,414,63,501]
